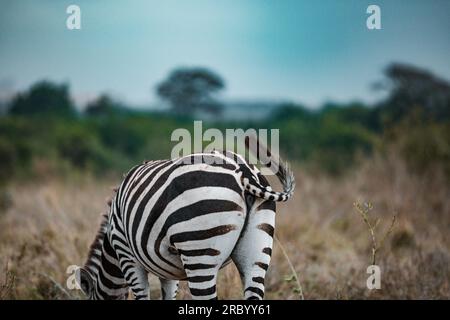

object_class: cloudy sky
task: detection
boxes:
[1,0,449,108]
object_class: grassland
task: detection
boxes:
[1,153,449,300]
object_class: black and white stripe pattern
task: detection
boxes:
[78,142,295,300]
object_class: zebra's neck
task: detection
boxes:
[84,217,128,299]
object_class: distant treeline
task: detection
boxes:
[1,63,449,184]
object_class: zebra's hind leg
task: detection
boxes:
[231,200,276,300]
[160,278,179,300]
[171,208,245,299]
[184,265,219,300]
[177,237,242,299]
[178,251,220,299]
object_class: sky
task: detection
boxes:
[0,0,449,109]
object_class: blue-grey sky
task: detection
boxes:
[0,0,449,108]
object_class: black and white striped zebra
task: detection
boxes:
[78,138,295,300]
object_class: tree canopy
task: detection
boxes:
[156,67,225,116]
[85,94,124,117]
[376,63,450,123]
[8,81,76,117]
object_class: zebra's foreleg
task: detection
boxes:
[159,278,179,300]
[118,257,150,300]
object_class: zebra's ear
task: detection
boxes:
[77,267,94,297]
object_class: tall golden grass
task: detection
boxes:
[0,152,449,299]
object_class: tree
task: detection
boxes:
[8,81,76,117]
[375,63,450,123]
[85,94,123,117]
[156,67,225,116]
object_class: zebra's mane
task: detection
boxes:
[84,213,109,270]
[84,188,117,271]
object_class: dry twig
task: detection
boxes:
[37,272,77,300]
[275,234,305,300]
[353,201,397,265]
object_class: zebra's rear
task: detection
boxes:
[122,154,247,277]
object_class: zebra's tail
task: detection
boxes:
[242,135,295,202]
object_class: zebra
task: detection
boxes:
[77,138,295,300]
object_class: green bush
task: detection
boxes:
[2,100,447,181]
[0,118,34,183]
[266,104,376,174]
[397,121,450,177]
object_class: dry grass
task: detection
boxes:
[0,153,449,299]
